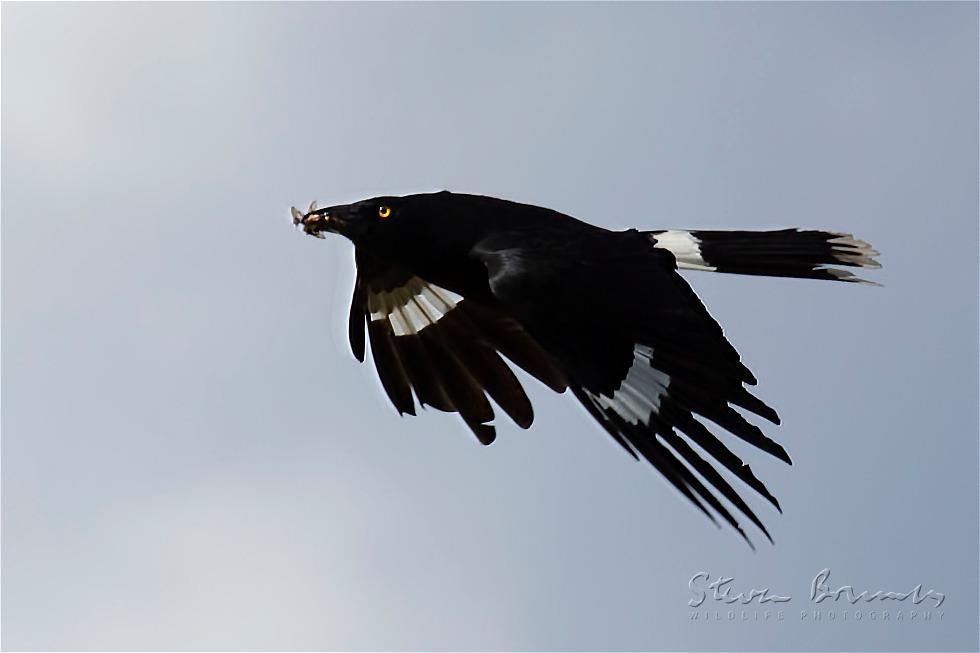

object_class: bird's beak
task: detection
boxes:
[291,200,348,239]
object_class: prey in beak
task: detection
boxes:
[291,200,340,239]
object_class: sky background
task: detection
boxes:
[3,2,977,651]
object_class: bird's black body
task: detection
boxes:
[292,191,880,545]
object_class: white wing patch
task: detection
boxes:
[367,277,464,337]
[650,230,717,271]
[589,345,670,426]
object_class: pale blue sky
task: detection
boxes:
[3,2,977,650]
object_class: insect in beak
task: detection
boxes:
[291,200,328,238]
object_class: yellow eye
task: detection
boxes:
[378,205,391,219]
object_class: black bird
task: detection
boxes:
[291,191,880,545]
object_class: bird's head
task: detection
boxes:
[291,196,409,244]
[291,191,492,265]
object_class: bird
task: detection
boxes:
[290,191,880,546]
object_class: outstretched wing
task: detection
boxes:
[472,226,789,545]
[349,248,566,445]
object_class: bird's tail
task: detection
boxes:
[644,228,881,284]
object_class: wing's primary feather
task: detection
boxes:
[350,248,566,444]
[472,225,787,542]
